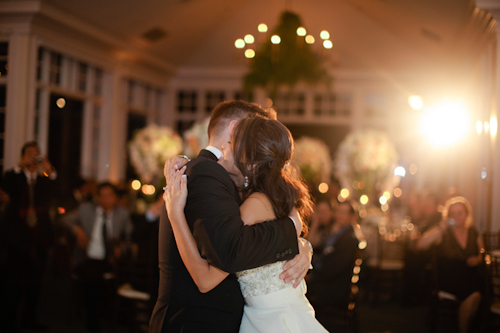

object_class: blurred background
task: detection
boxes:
[1,0,500,332]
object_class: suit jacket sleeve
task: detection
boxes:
[188,161,299,273]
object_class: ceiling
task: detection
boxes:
[4,0,488,74]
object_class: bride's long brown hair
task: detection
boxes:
[231,115,313,236]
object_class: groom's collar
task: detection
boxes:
[205,145,222,160]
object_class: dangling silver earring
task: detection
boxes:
[244,176,249,188]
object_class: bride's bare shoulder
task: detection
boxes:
[240,192,276,225]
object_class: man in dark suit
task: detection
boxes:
[307,201,361,310]
[0,141,56,332]
[150,101,311,333]
[63,182,133,331]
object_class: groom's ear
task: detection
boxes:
[229,120,238,136]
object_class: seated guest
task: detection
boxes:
[63,182,133,331]
[307,201,361,310]
[416,196,484,333]
[307,199,335,264]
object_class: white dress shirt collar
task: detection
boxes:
[205,145,222,160]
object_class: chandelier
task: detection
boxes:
[234,11,333,93]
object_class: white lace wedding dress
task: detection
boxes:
[236,261,328,332]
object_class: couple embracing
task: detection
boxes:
[149,101,327,332]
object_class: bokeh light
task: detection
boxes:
[394,166,406,177]
[491,116,498,137]
[305,35,315,44]
[476,120,483,134]
[258,23,268,33]
[394,188,402,198]
[420,99,471,147]
[235,39,245,49]
[379,196,387,205]
[131,179,141,190]
[244,34,255,44]
[338,194,346,202]
[271,35,281,44]
[318,182,329,193]
[296,27,306,36]
[340,188,350,198]
[244,49,255,58]
[360,195,369,205]
[56,98,66,108]
[408,95,423,110]
[320,30,330,39]
[323,40,333,49]
[409,163,417,175]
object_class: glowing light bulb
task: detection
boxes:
[323,40,333,49]
[258,23,268,33]
[235,39,245,49]
[296,27,307,36]
[320,30,330,39]
[271,35,281,44]
[244,34,255,44]
[244,49,255,58]
[408,95,423,110]
[305,35,315,44]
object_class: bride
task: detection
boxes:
[164,115,328,332]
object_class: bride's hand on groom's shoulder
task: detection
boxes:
[163,166,188,222]
[164,156,189,182]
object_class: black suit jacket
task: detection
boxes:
[308,224,359,307]
[149,149,299,333]
[0,169,55,258]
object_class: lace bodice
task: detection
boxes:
[235,261,293,298]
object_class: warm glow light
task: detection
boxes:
[358,240,367,250]
[57,207,66,214]
[379,196,387,205]
[320,30,330,39]
[394,188,402,198]
[394,166,406,177]
[235,39,245,49]
[305,35,315,44]
[244,49,255,58]
[359,210,367,218]
[383,191,391,199]
[407,223,414,231]
[258,23,268,33]
[323,40,333,49]
[296,27,307,36]
[491,116,498,137]
[408,95,423,110]
[337,194,346,202]
[485,121,490,133]
[340,188,350,198]
[56,98,66,108]
[360,195,369,205]
[244,34,255,44]
[318,182,329,193]
[131,180,141,190]
[409,163,417,175]
[358,181,365,190]
[141,184,156,195]
[265,98,273,108]
[481,167,487,180]
[353,266,361,274]
[476,120,483,134]
[420,99,471,147]
[381,203,389,212]
[271,35,281,44]
[351,275,359,283]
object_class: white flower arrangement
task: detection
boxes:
[334,129,399,200]
[183,117,210,158]
[292,136,332,186]
[129,124,183,183]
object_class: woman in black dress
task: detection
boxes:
[417,196,484,333]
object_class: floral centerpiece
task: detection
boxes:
[334,129,399,202]
[183,117,210,158]
[128,124,183,183]
[292,136,331,187]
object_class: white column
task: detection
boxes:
[4,32,36,169]
[98,69,126,183]
[476,1,500,232]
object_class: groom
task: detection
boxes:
[149,101,311,333]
